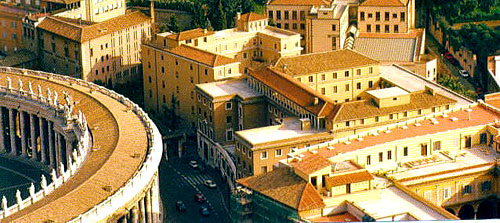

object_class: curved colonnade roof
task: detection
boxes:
[0,71,148,223]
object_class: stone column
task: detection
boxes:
[139,197,146,223]
[19,111,27,157]
[56,133,62,168]
[9,108,16,156]
[30,113,37,161]
[131,206,139,223]
[48,121,55,168]
[150,174,161,223]
[145,191,152,223]
[0,108,5,153]
[39,117,47,164]
[65,137,73,166]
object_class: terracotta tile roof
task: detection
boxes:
[360,0,406,6]
[485,93,500,109]
[249,67,336,117]
[305,104,500,159]
[167,44,237,67]
[237,168,325,211]
[239,12,267,22]
[325,170,373,187]
[274,49,379,76]
[268,0,330,6]
[290,153,332,174]
[310,212,360,222]
[331,90,456,121]
[0,50,37,66]
[165,28,215,41]
[37,11,150,43]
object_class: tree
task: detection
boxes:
[211,0,227,30]
[167,15,181,33]
[480,0,497,12]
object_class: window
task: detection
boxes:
[385,12,389,21]
[226,116,232,124]
[292,23,297,29]
[379,152,383,162]
[345,71,349,77]
[300,11,305,20]
[308,76,313,82]
[360,12,365,21]
[369,81,373,88]
[331,37,336,50]
[268,10,273,19]
[403,147,408,156]
[376,12,380,21]
[284,11,289,20]
[404,111,408,117]
[331,24,336,31]
[321,88,325,95]
[433,141,441,151]
[389,114,395,119]
[393,13,397,18]
[292,11,297,20]
[321,74,326,81]
[385,25,390,33]
[481,181,492,192]
[226,129,233,141]
[375,116,379,122]
[300,23,305,30]
[261,151,268,159]
[367,24,371,32]
[226,102,232,110]
[345,84,349,91]
[401,12,405,21]
[284,23,289,29]
[387,150,392,160]
[421,144,428,156]
[443,187,451,199]
[376,25,380,33]
[333,72,337,79]
[276,11,281,20]
[333,86,337,93]
[275,149,282,157]
[357,69,361,75]
[369,67,373,74]
[462,185,472,195]
[261,166,267,173]
[346,121,350,127]
[366,155,371,165]
[394,25,399,33]
[357,82,361,90]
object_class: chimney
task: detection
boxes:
[150,1,156,35]
[299,118,311,131]
[237,12,241,20]
[313,97,319,105]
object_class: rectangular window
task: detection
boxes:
[481,181,492,192]
[367,24,371,32]
[292,23,297,30]
[300,11,305,20]
[360,12,365,21]
[226,129,233,141]
[275,149,282,157]
[379,152,383,162]
[385,25,390,33]
[376,25,380,33]
[346,121,350,127]
[284,11,289,20]
[308,76,313,82]
[268,10,273,19]
[376,12,380,21]
[331,24,336,31]
[385,12,389,21]
[366,155,371,165]
[300,23,305,30]
[333,86,337,93]
[333,72,337,79]
[401,12,405,22]
[369,81,373,88]
[276,11,281,20]
[357,69,361,75]
[357,82,361,89]
[462,185,472,195]
[375,116,379,122]
[226,116,232,124]
[345,71,349,77]
[292,11,297,20]
[387,150,392,160]
[345,84,350,91]
[394,25,399,33]
[433,141,441,151]
[321,74,326,81]
[443,187,451,199]
[261,151,268,159]
[404,147,408,156]
[421,144,428,156]
[284,23,289,29]
[321,88,325,95]
[226,102,232,110]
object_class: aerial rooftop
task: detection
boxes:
[196,79,261,100]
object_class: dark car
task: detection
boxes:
[200,205,210,216]
[194,193,206,203]
[176,201,186,212]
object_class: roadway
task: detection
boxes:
[159,143,231,223]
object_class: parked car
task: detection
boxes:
[459,70,469,77]
[189,160,198,169]
[200,205,210,216]
[194,193,206,203]
[203,180,217,188]
[176,201,186,212]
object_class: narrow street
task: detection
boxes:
[158,140,231,223]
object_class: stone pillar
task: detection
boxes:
[48,122,55,168]
[131,206,139,223]
[30,113,37,161]
[139,197,146,223]
[39,117,47,164]
[145,190,152,223]
[9,108,16,156]
[19,111,27,157]
[65,137,72,166]
[150,174,161,223]
[0,108,5,153]
[56,133,62,168]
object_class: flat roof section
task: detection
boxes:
[381,65,473,105]
[366,87,408,99]
[196,79,261,100]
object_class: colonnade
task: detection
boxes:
[0,106,74,172]
[117,174,162,223]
